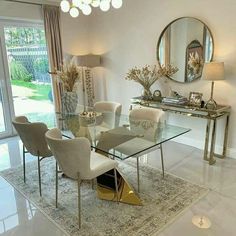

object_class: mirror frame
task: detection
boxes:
[156,17,214,83]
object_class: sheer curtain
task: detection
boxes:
[43,5,63,114]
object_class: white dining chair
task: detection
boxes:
[116,107,165,192]
[12,116,52,196]
[45,128,118,228]
[94,101,122,128]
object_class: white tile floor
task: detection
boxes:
[0,136,236,235]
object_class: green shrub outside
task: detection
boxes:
[33,57,49,74]
[10,60,33,82]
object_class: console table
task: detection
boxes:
[130,97,231,165]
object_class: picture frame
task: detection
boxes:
[189,92,203,107]
[153,90,162,101]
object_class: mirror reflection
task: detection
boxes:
[157,17,214,83]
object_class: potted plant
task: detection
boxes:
[125,64,178,100]
[56,61,81,114]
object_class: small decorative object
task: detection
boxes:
[162,91,188,105]
[189,92,203,107]
[56,61,81,114]
[125,64,178,100]
[202,62,225,110]
[153,90,162,102]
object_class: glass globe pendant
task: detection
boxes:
[111,0,122,9]
[70,7,80,17]
[100,0,110,12]
[60,0,70,12]
[91,0,100,7]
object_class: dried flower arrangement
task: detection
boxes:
[125,64,178,99]
[56,61,81,92]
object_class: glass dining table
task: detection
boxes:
[58,106,190,161]
[55,105,191,205]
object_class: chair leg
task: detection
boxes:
[137,157,140,192]
[55,161,58,208]
[77,173,81,228]
[160,144,165,178]
[23,145,26,183]
[91,178,97,190]
[114,169,119,203]
[37,154,42,197]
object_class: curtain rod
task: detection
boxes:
[3,0,43,6]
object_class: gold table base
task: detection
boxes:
[96,169,142,206]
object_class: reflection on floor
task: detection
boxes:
[0,136,236,235]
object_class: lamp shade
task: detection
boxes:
[202,62,225,81]
[76,54,101,68]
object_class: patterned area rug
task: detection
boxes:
[0,158,208,236]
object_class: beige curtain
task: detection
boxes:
[43,5,63,114]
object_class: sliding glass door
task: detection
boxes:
[0,35,13,138]
[0,20,54,138]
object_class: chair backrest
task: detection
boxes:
[129,107,165,141]
[12,116,52,157]
[129,107,165,123]
[45,128,91,180]
[94,101,122,128]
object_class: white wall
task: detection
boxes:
[87,0,236,158]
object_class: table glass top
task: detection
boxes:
[60,105,191,160]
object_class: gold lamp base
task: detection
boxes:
[205,81,217,110]
[205,98,217,110]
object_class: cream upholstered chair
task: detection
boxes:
[116,107,165,192]
[12,116,52,196]
[94,101,122,128]
[45,128,118,228]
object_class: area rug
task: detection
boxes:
[0,158,208,236]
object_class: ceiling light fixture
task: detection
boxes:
[60,0,123,18]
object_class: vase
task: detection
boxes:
[141,87,152,100]
[61,91,78,114]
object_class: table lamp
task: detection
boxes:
[202,62,225,109]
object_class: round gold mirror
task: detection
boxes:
[157,17,214,83]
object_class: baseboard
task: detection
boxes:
[174,136,236,159]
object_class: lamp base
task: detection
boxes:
[205,98,217,110]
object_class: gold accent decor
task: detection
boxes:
[96,169,142,206]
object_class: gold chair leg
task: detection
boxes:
[137,157,140,192]
[77,173,81,228]
[37,153,42,197]
[55,161,58,208]
[114,169,119,203]
[160,144,165,178]
[23,145,26,183]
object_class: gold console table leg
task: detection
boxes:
[204,119,211,161]
[209,119,217,165]
[212,113,230,160]
[222,113,230,158]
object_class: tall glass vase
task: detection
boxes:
[141,87,152,100]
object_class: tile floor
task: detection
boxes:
[0,136,236,235]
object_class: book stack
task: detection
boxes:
[162,96,188,105]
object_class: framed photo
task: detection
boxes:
[189,92,203,107]
[153,90,162,101]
